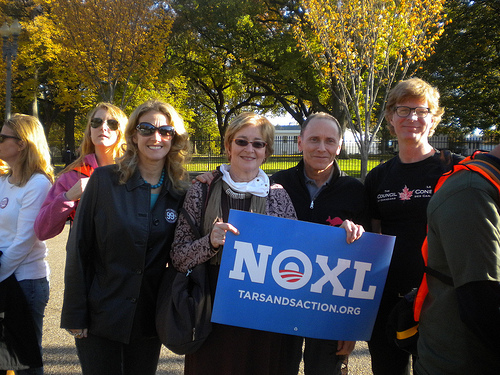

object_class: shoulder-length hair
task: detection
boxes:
[116,99,190,192]
[3,114,54,186]
[60,102,127,175]
[385,77,444,137]
[224,112,275,161]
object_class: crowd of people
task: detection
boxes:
[0,77,498,375]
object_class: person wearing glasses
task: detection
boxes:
[0,114,54,374]
[171,112,297,375]
[34,102,127,241]
[61,100,190,374]
[364,78,463,375]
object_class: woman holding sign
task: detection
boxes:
[171,112,297,374]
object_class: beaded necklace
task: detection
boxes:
[143,169,165,189]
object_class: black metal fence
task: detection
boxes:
[187,135,498,177]
[52,135,498,178]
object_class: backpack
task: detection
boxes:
[388,152,500,357]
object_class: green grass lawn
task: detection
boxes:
[55,155,388,179]
[186,154,388,178]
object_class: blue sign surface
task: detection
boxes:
[211,210,395,341]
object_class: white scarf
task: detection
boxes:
[220,164,269,197]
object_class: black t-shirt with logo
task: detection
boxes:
[364,151,463,294]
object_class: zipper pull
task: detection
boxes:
[310,200,314,209]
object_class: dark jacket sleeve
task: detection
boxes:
[456,280,500,352]
[60,169,98,329]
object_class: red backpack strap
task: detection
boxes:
[414,237,429,321]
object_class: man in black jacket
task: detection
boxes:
[272,112,367,375]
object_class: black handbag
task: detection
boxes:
[155,261,212,355]
[387,266,454,357]
[386,288,420,357]
[156,204,212,355]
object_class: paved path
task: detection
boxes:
[42,224,373,374]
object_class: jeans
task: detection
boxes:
[75,333,162,375]
[17,277,50,375]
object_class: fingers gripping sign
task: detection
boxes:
[340,219,365,244]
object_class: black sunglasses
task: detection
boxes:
[90,118,120,131]
[0,134,21,143]
[136,123,176,138]
[233,138,267,149]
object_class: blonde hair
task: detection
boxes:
[116,99,190,192]
[224,112,275,161]
[61,102,127,175]
[2,114,54,186]
[385,77,444,137]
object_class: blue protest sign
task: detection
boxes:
[211,210,395,341]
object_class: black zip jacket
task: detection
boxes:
[271,159,368,227]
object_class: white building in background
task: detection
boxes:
[274,125,301,154]
[273,124,379,155]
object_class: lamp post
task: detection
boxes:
[1,19,22,121]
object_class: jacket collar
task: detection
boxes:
[295,158,343,185]
[124,168,184,200]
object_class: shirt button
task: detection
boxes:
[153,219,160,226]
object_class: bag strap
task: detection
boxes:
[180,207,202,240]
[424,266,453,287]
[179,182,209,241]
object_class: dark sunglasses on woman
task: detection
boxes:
[90,118,120,131]
[0,134,21,143]
[233,138,267,149]
[136,123,176,139]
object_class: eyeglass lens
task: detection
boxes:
[136,123,176,138]
[0,134,20,143]
[395,106,430,118]
[233,138,267,149]
[90,118,119,131]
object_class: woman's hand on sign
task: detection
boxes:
[210,220,239,249]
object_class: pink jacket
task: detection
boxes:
[34,154,98,241]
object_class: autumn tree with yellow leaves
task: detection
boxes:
[49,0,174,107]
[294,0,447,179]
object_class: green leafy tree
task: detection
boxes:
[168,0,280,147]
[420,0,500,135]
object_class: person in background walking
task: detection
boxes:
[0,114,54,375]
[35,103,127,241]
